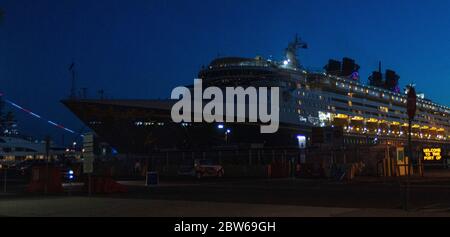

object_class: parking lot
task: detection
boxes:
[2,168,450,216]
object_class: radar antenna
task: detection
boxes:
[285,34,308,69]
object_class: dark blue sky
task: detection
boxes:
[0,0,449,144]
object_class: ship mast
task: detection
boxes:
[69,61,76,99]
[285,34,308,69]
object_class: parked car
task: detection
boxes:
[178,159,224,179]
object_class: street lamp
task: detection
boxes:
[225,129,231,144]
[217,124,230,143]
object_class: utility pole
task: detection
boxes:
[45,135,51,194]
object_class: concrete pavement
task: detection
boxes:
[1,196,450,217]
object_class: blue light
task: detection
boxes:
[69,175,74,180]
[68,170,74,175]
[297,135,306,140]
[226,129,231,134]
[217,124,224,129]
[297,135,306,149]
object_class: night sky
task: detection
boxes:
[0,0,449,145]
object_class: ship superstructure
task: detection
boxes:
[62,37,450,155]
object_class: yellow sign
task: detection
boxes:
[423,148,442,161]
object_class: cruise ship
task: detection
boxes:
[62,36,450,155]
[0,136,47,163]
[0,103,71,164]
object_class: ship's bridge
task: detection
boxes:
[207,57,275,69]
[198,56,284,86]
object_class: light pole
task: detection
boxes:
[405,85,417,211]
[217,124,231,144]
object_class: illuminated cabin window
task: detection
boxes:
[298,100,302,105]
[348,101,353,107]
[379,106,389,113]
